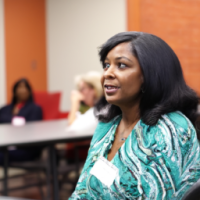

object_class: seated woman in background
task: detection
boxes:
[0,78,42,123]
[70,32,200,199]
[65,71,102,164]
[0,78,43,164]
[67,71,102,132]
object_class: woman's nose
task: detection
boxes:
[103,65,115,79]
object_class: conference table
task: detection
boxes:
[0,197,34,200]
[0,119,94,200]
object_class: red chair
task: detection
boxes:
[34,91,68,120]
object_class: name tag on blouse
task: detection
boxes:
[90,156,119,187]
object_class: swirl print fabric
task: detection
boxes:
[69,111,200,200]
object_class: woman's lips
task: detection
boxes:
[104,85,120,94]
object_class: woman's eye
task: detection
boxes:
[119,63,127,69]
[103,63,110,69]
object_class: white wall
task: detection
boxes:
[46,0,126,111]
[0,0,6,107]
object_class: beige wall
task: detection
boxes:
[0,0,6,107]
[46,0,126,111]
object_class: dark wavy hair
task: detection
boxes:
[95,32,199,128]
[12,78,34,105]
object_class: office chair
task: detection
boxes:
[182,179,200,200]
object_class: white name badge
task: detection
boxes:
[90,156,119,187]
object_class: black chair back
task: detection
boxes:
[182,180,200,200]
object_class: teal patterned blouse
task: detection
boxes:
[69,111,200,200]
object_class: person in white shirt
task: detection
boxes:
[67,71,102,133]
[65,71,103,163]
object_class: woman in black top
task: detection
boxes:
[0,78,43,164]
[0,78,42,123]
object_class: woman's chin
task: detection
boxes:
[105,96,120,106]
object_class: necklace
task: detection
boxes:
[120,128,128,141]
[121,137,126,141]
[118,121,136,142]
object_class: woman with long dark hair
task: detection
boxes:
[0,78,42,123]
[69,32,200,200]
[0,78,43,163]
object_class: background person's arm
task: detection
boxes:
[68,90,83,125]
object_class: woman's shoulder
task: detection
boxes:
[0,104,13,112]
[137,111,197,151]
[158,111,195,135]
[154,111,197,145]
[161,111,192,128]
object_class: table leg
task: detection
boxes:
[3,148,8,196]
[45,153,51,200]
[74,145,80,180]
[49,145,59,200]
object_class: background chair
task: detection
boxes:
[34,91,68,120]
[182,179,200,200]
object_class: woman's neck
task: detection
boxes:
[16,99,26,104]
[120,100,141,127]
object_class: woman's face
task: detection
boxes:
[79,81,96,107]
[15,82,30,102]
[101,42,143,107]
